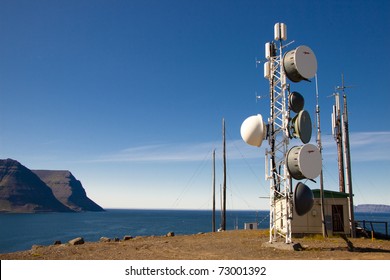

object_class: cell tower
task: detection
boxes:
[241,23,321,243]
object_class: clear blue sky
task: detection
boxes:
[1,0,389,210]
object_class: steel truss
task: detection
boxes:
[265,41,293,243]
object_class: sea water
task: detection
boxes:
[0,209,268,254]
[0,209,389,254]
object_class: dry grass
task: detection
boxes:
[1,230,390,260]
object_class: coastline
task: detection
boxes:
[1,229,390,260]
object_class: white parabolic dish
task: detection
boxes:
[240,114,266,147]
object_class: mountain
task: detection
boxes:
[0,158,104,213]
[355,204,390,213]
[33,170,104,212]
[0,159,73,213]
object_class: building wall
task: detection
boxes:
[291,197,350,236]
[275,196,350,236]
[244,223,258,230]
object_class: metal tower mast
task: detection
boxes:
[264,23,292,243]
[241,23,319,244]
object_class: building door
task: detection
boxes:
[332,205,344,232]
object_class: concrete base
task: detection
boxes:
[263,242,305,251]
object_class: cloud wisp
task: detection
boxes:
[89,131,390,164]
[89,139,264,163]
[321,131,390,162]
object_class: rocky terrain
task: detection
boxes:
[0,159,103,213]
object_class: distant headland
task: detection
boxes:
[355,204,390,213]
[0,158,104,213]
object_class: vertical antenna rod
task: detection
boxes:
[333,93,345,193]
[337,74,356,238]
[315,74,328,238]
[212,149,216,232]
[221,118,227,231]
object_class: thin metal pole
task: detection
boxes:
[222,118,227,231]
[335,93,346,193]
[315,74,328,238]
[342,93,356,238]
[212,149,216,232]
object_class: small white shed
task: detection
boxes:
[293,189,351,236]
[244,222,258,230]
[275,189,351,237]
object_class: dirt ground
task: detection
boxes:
[1,230,390,260]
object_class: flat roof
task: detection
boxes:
[312,189,350,199]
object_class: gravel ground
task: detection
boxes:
[1,230,390,260]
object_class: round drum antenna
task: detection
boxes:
[291,110,312,144]
[289,91,304,113]
[283,45,317,82]
[294,182,314,216]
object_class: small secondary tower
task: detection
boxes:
[332,75,356,238]
[241,23,321,243]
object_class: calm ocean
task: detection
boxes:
[0,209,389,254]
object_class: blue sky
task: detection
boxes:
[1,0,389,210]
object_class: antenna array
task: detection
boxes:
[241,23,321,243]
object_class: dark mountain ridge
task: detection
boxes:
[33,170,104,212]
[0,159,73,212]
[0,159,103,213]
